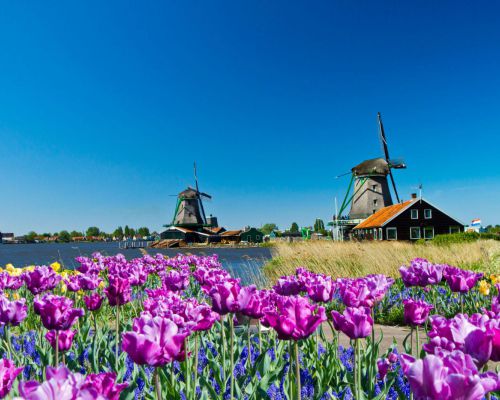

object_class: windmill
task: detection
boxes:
[336,113,406,220]
[171,163,213,228]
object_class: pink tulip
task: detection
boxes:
[83,293,104,312]
[0,358,23,398]
[104,276,132,306]
[403,298,434,326]
[45,330,76,352]
[122,313,189,367]
[331,306,373,339]
[33,294,84,331]
[0,295,27,326]
[262,295,326,340]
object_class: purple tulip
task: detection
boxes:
[0,358,23,398]
[81,372,128,400]
[0,295,27,326]
[104,276,132,306]
[78,273,102,291]
[241,289,272,319]
[122,313,189,367]
[331,306,373,339]
[306,275,335,303]
[364,274,395,302]
[377,357,391,380]
[45,329,76,353]
[33,294,84,331]
[208,279,253,315]
[63,275,81,292]
[83,293,104,312]
[443,266,483,293]
[23,266,61,295]
[18,366,127,399]
[261,295,326,341]
[0,273,24,290]
[424,314,495,368]
[399,258,444,287]
[337,279,375,308]
[162,269,190,292]
[401,350,499,400]
[272,275,304,296]
[403,298,434,326]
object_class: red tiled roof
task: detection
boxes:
[353,199,415,229]
[221,230,243,236]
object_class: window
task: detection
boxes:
[411,209,418,219]
[423,226,434,239]
[373,209,376,214]
[410,227,420,239]
[378,228,383,240]
[373,229,378,240]
[256,235,260,241]
[372,185,378,191]
[449,226,460,234]
[424,209,432,219]
[386,227,397,240]
[373,199,378,206]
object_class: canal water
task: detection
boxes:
[0,242,273,285]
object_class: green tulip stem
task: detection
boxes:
[289,341,294,400]
[154,367,162,399]
[415,326,420,358]
[115,304,120,372]
[295,341,301,400]
[186,337,191,399]
[258,320,262,354]
[4,326,12,361]
[55,330,59,366]
[247,321,252,370]
[461,294,465,314]
[193,333,199,395]
[229,316,235,400]
[354,339,358,400]
[221,316,226,382]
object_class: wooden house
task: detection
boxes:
[240,228,264,243]
[352,194,464,241]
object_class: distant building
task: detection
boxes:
[0,233,14,244]
[352,195,464,241]
[240,228,264,243]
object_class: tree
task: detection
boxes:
[314,219,325,232]
[58,230,71,243]
[137,227,150,237]
[86,227,100,238]
[124,225,130,237]
[261,223,278,235]
[129,228,136,237]
[290,222,299,233]
[113,226,124,238]
[25,231,38,243]
[70,231,83,237]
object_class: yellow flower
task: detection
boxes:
[478,280,491,296]
[490,274,500,286]
[5,264,15,271]
[12,293,20,300]
[23,266,35,272]
[50,262,61,272]
[3,292,8,298]
[98,281,106,289]
[60,283,67,294]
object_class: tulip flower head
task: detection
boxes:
[443,266,483,293]
[0,358,23,398]
[104,276,132,306]
[83,293,104,312]
[262,295,326,341]
[122,313,189,367]
[23,266,62,295]
[45,329,76,352]
[331,306,373,339]
[403,298,434,326]
[0,295,27,326]
[33,294,84,331]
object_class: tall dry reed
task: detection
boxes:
[263,240,500,282]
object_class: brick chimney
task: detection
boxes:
[411,193,417,199]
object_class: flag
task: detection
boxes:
[471,219,481,226]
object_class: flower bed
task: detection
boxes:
[0,254,498,399]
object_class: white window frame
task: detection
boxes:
[424,209,432,219]
[386,227,397,240]
[373,229,378,240]
[410,227,421,240]
[423,226,434,239]
[411,209,418,219]
[378,228,383,240]
[449,226,460,234]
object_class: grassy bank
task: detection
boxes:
[263,239,500,282]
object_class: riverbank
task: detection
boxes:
[263,240,500,282]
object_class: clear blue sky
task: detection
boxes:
[1,1,499,234]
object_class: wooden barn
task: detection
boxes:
[352,194,464,241]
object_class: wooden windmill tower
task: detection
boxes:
[336,113,406,221]
[171,163,212,228]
